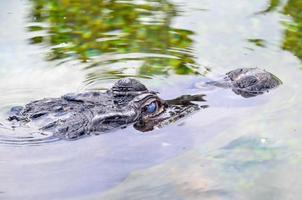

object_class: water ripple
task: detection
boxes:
[0,124,60,146]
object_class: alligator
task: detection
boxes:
[7,68,282,140]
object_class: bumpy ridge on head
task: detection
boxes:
[111,78,148,95]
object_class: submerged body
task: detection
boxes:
[8,68,282,140]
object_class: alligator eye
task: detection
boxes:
[144,101,158,114]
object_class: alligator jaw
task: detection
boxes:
[133,94,206,132]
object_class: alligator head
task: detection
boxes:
[8,78,205,140]
[88,78,205,135]
[133,94,206,132]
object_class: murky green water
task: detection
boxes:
[0,0,301,199]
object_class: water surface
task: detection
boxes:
[0,0,301,199]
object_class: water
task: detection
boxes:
[0,0,301,199]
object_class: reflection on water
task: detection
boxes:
[282,0,302,62]
[100,135,302,200]
[0,0,302,199]
[257,0,281,13]
[247,38,267,48]
[29,0,199,82]
[261,0,302,63]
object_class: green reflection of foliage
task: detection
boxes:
[258,0,302,64]
[282,0,302,62]
[258,0,281,13]
[29,0,198,79]
[247,39,267,48]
